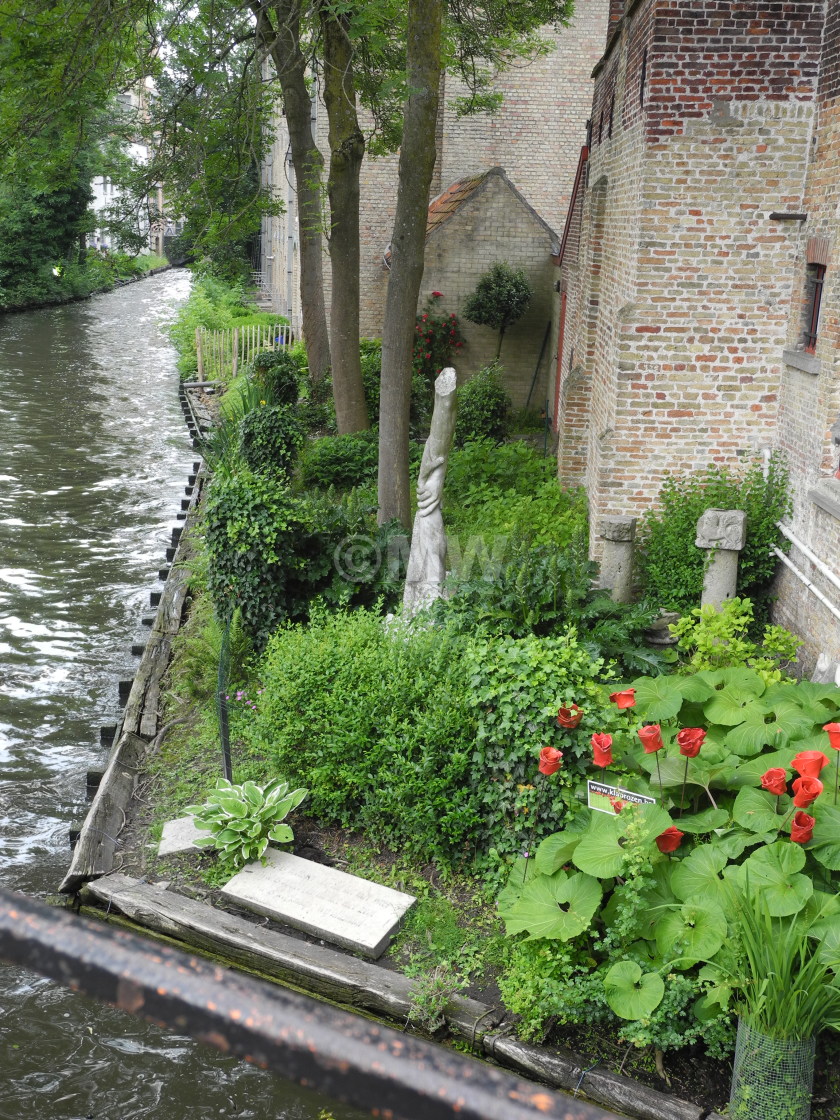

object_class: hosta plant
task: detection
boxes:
[187,777,308,874]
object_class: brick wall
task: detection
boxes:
[420,171,558,407]
[261,9,610,357]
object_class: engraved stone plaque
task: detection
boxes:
[221,849,416,959]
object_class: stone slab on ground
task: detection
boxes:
[158,815,205,857]
[220,849,415,959]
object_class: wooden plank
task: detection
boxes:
[485,1036,719,1120]
[84,875,499,1036]
[59,735,149,894]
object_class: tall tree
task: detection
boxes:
[318,1,369,431]
[377,0,443,528]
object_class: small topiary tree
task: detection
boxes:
[462,262,532,358]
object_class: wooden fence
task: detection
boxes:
[195,323,295,382]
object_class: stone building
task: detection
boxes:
[258,2,610,394]
[554,0,840,666]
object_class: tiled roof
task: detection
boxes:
[425,172,489,235]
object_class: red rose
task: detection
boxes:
[824,722,840,751]
[677,727,706,758]
[591,733,613,768]
[449,312,456,318]
[792,775,823,808]
[609,798,624,814]
[538,746,563,776]
[760,767,788,796]
[792,750,830,779]
[421,314,428,321]
[637,724,663,754]
[431,291,443,297]
[609,689,636,710]
[791,811,816,844]
[557,704,583,729]
[655,826,684,853]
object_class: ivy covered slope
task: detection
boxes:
[497,669,840,1054]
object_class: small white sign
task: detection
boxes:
[587,780,656,815]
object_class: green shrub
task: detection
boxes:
[360,338,382,423]
[454,363,511,447]
[462,262,532,359]
[299,430,379,490]
[671,597,802,681]
[169,277,283,376]
[637,455,792,618]
[250,349,303,405]
[445,439,555,514]
[413,292,465,393]
[239,404,305,476]
[246,611,482,864]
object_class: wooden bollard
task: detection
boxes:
[181,498,190,511]
[150,590,162,607]
[158,567,169,581]
[193,460,200,472]
[187,474,197,486]
[118,680,132,705]
[86,770,105,799]
[171,527,182,545]
[176,512,186,521]
[131,643,146,657]
[100,725,117,748]
[69,823,84,849]
[141,616,154,627]
[165,547,176,562]
[184,485,193,496]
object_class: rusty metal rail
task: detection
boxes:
[0,886,620,1120]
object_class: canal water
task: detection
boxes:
[0,272,357,1120]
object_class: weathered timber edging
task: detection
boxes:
[59,465,205,895]
[82,875,725,1120]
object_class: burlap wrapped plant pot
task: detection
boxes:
[729,1019,815,1120]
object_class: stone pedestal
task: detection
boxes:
[598,516,637,604]
[695,509,747,609]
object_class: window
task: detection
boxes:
[803,263,826,352]
[802,236,830,353]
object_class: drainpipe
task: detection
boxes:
[772,520,840,623]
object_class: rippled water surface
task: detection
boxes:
[0,273,358,1120]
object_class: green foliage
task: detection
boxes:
[246,611,482,865]
[672,598,803,681]
[462,261,532,357]
[637,455,793,617]
[204,472,400,648]
[453,363,511,447]
[169,278,281,376]
[300,429,380,490]
[494,667,840,1056]
[406,966,464,1034]
[463,630,619,855]
[239,404,305,476]
[250,349,303,406]
[186,776,307,875]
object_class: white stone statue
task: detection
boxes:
[403,368,458,614]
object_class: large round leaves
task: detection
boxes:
[732,786,789,834]
[671,845,728,906]
[807,805,840,872]
[630,675,685,722]
[604,960,665,1020]
[655,897,727,966]
[498,869,602,941]
[724,700,813,756]
[572,804,675,879]
[534,830,583,876]
[737,842,814,917]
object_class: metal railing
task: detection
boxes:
[0,886,619,1120]
[195,322,295,382]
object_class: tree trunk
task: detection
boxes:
[377,0,443,527]
[319,4,369,432]
[252,0,331,384]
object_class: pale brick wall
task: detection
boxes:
[260,8,610,389]
[420,170,558,407]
